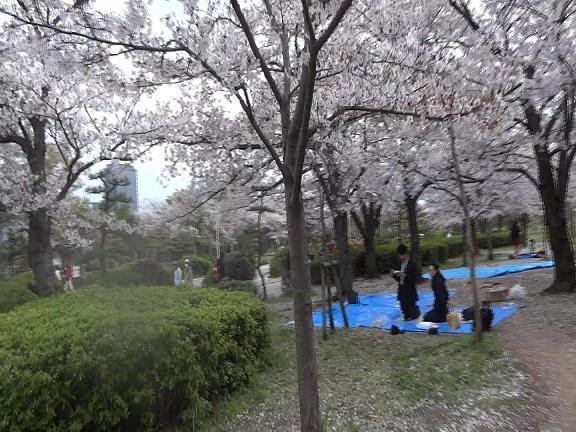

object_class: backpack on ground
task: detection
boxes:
[461,304,494,332]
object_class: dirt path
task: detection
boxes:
[453,269,576,431]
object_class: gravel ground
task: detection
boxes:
[206,264,576,431]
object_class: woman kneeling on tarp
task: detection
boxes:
[424,263,449,323]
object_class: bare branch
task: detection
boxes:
[230,0,284,106]
[301,0,317,44]
[448,0,480,30]
[316,0,353,52]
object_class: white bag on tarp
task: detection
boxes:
[509,284,527,299]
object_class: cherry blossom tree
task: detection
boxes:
[310,125,369,301]
[446,0,576,293]
[8,2,363,426]
[0,12,171,296]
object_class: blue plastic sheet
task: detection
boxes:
[311,291,518,334]
[513,253,544,259]
[422,260,554,280]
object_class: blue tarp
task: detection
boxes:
[311,291,518,334]
[422,260,554,280]
[513,253,545,259]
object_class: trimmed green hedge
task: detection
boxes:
[217,279,258,295]
[270,231,512,280]
[269,248,289,279]
[180,255,213,275]
[0,287,269,431]
[102,260,172,287]
[222,253,255,281]
[0,271,38,313]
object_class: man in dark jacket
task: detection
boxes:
[423,264,449,323]
[393,244,420,321]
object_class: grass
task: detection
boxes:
[205,303,533,432]
[390,335,503,403]
[200,317,293,432]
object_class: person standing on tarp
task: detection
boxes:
[393,244,420,321]
[511,221,521,257]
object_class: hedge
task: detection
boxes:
[217,279,258,295]
[271,231,512,281]
[222,253,255,281]
[0,271,38,313]
[269,248,289,279]
[0,287,270,431]
[180,255,213,275]
[101,260,172,287]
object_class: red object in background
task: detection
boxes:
[328,243,337,254]
[64,266,73,280]
[213,267,221,283]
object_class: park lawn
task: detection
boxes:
[203,303,536,432]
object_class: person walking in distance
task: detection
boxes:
[184,259,194,287]
[63,264,75,293]
[174,266,183,286]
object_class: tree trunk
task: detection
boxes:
[99,228,107,279]
[284,182,321,431]
[486,220,494,260]
[27,209,56,297]
[471,218,479,255]
[319,188,328,341]
[351,201,382,279]
[365,235,377,278]
[405,196,422,280]
[540,187,576,293]
[351,201,382,278]
[449,126,482,342]
[256,205,267,300]
[461,223,468,266]
[521,213,529,247]
[333,212,357,303]
[534,141,576,293]
[26,117,56,297]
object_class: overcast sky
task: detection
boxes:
[80,0,190,207]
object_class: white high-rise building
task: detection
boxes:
[104,161,138,212]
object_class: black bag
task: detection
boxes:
[462,307,474,321]
[462,306,494,331]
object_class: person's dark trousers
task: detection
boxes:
[401,300,420,321]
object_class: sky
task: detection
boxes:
[79,0,190,208]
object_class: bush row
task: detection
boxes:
[180,254,213,275]
[0,271,37,313]
[0,287,270,431]
[80,260,172,287]
[271,231,512,281]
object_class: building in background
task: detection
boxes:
[103,161,139,212]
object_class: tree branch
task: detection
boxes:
[496,167,540,190]
[316,0,353,52]
[0,133,30,152]
[448,0,480,30]
[329,105,475,122]
[301,0,317,44]
[230,0,284,106]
